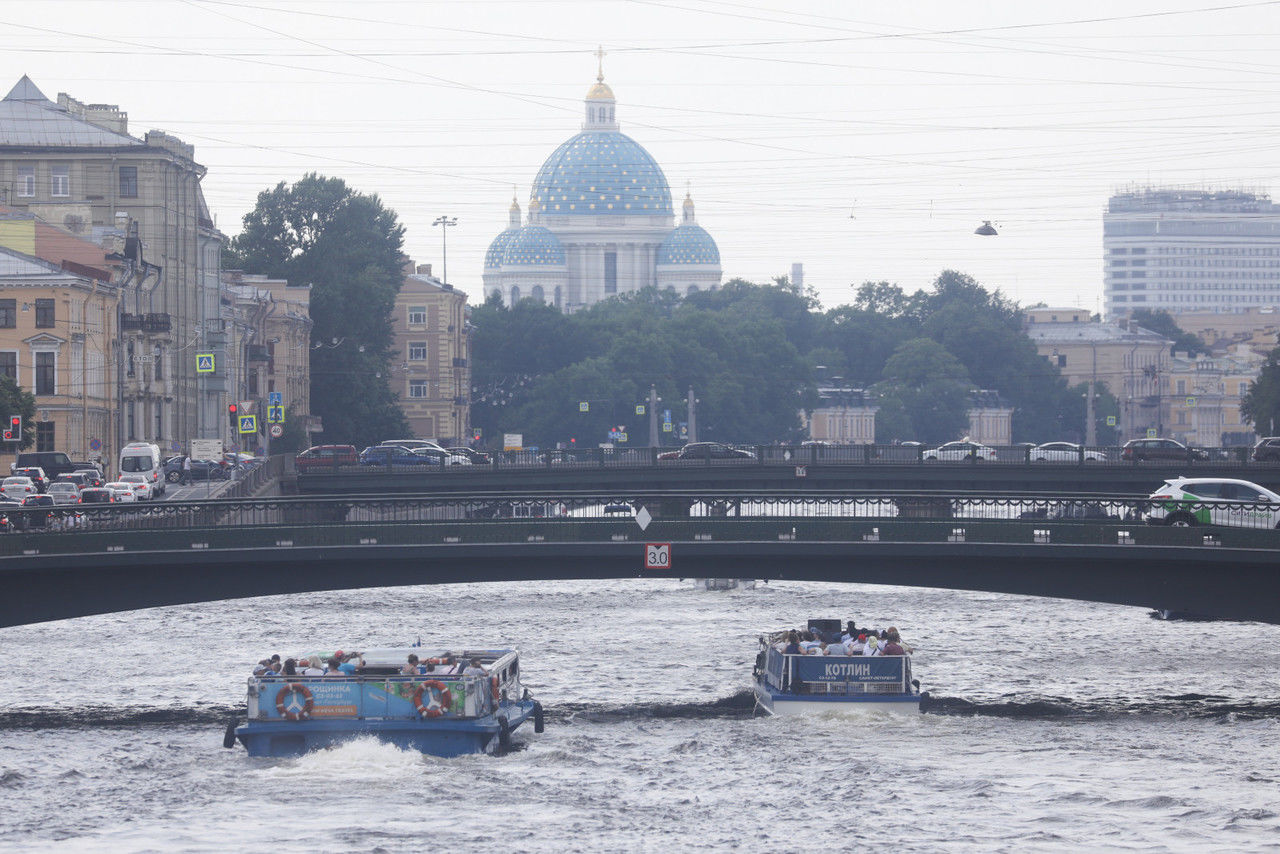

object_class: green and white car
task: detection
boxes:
[1145,477,1280,529]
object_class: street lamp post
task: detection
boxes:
[432,216,458,285]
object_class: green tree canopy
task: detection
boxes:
[1130,308,1208,357]
[227,173,408,447]
[1242,347,1280,436]
[874,337,971,443]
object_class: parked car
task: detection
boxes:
[71,468,104,488]
[79,487,115,505]
[0,476,38,499]
[295,444,359,471]
[13,467,48,492]
[9,451,76,479]
[1251,436,1280,462]
[119,473,155,500]
[1029,442,1107,463]
[675,442,756,461]
[446,447,492,465]
[357,445,424,467]
[411,447,471,466]
[922,441,998,462]
[104,482,139,503]
[1145,477,1280,528]
[1121,437,1209,462]
[46,482,82,505]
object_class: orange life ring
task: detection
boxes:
[275,683,314,721]
[412,680,452,717]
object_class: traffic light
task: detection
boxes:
[2,415,19,441]
[227,403,238,429]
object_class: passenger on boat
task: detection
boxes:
[462,658,487,677]
[300,657,325,676]
[324,657,344,676]
[401,654,422,675]
[429,653,459,675]
[799,632,824,654]
[282,658,298,676]
[862,636,881,656]
[782,632,803,656]
[252,659,272,676]
[336,651,363,675]
[826,638,852,656]
[883,627,912,655]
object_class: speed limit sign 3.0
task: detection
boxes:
[645,542,671,570]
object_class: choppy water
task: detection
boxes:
[1,578,1277,852]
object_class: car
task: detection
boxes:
[674,442,756,461]
[52,473,91,491]
[71,468,104,488]
[163,456,230,483]
[119,473,155,500]
[1029,442,1107,463]
[380,438,449,453]
[412,447,471,466]
[538,449,581,465]
[656,449,681,460]
[79,487,115,505]
[357,445,424,467]
[10,452,76,480]
[446,447,492,465]
[104,482,139,503]
[46,482,81,505]
[1121,438,1209,462]
[0,476,38,499]
[1251,437,1280,462]
[295,444,359,471]
[13,467,48,492]
[1145,477,1280,528]
[16,494,57,529]
[922,440,998,462]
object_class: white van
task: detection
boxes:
[118,442,165,497]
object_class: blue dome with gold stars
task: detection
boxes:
[502,225,566,266]
[484,227,520,269]
[531,131,673,217]
[658,222,720,265]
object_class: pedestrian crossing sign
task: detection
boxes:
[196,353,215,373]
[267,405,284,423]
[238,414,258,434]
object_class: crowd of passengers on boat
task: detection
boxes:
[252,651,488,678]
[773,623,913,657]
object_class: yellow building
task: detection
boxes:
[1163,345,1261,447]
[392,263,471,444]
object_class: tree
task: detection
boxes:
[228,174,408,447]
[0,377,35,449]
[874,338,971,443]
[1130,309,1207,357]
[1242,347,1280,436]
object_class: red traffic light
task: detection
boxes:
[1,431,10,441]
[228,403,238,415]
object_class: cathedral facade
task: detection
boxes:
[483,69,721,312]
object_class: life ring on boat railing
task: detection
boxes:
[412,680,452,717]
[490,675,500,701]
[275,683,314,721]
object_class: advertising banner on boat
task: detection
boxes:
[792,656,905,684]
[260,679,466,720]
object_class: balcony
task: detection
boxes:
[120,313,172,333]
[246,344,269,362]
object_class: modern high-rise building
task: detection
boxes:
[1103,188,1280,319]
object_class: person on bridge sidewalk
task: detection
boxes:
[181,455,191,485]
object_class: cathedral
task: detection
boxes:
[483,63,722,312]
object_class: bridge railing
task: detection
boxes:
[293,443,1271,474]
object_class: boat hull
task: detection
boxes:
[753,681,920,716]
[235,700,536,758]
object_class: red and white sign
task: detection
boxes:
[645,542,671,570]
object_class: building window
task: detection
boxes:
[50,165,69,197]
[16,166,34,197]
[0,352,15,381]
[408,341,427,361]
[35,352,54,395]
[118,166,138,198]
[34,299,54,329]
[247,369,258,395]
[604,251,617,294]
[1056,354,1066,368]
[36,422,54,452]
[408,306,427,325]
[409,379,428,398]
[0,300,15,329]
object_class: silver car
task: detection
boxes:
[46,482,81,505]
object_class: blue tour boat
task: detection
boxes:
[229,647,543,758]
[753,621,921,715]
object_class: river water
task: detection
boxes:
[0,578,1277,852]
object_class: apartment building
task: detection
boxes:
[393,263,470,444]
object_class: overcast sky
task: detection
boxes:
[5,0,1280,313]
